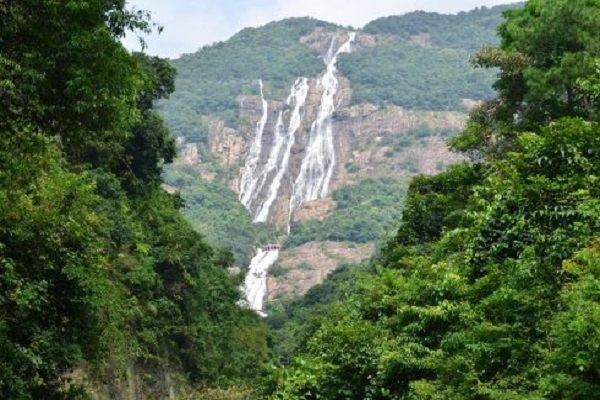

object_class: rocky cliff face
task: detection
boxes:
[334,104,465,182]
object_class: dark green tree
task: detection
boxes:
[117,54,177,191]
[451,0,600,158]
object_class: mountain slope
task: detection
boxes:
[159,4,517,299]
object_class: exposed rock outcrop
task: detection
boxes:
[266,241,375,300]
[292,198,336,223]
[180,143,199,166]
[206,117,246,169]
[174,137,199,166]
[331,104,466,186]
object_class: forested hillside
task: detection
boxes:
[160,18,339,144]
[336,5,521,111]
[263,0,600,398]
[0,2,268,398]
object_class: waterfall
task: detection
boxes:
[255,78,309,222]
[239,80,309,315]
[241,247,279,316]
[324,37,337,64]
[239,80,269,208]
[239,33,355,315]
[289,32,355,222]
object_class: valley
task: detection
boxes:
[4,0,600,398]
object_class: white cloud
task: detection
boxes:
[124,0,522,58]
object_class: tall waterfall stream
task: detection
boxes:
[240,33,355,315]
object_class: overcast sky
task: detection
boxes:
[123,0,522,58]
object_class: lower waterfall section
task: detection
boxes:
[241,246,279,316]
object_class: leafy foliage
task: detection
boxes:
[0,1,270,397]
[451,0,600,158]
[265,263,369,366]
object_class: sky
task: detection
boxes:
[123,0,522,59]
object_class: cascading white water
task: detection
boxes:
[324,37,337,64]
[241,247,279,316]
[255,78,309,222]
[239,80,269,208]
[288,32,356,221]
[251,111,285,212]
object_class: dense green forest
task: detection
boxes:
[363,4,519,50]
[337,42,495,110]
[263,0,600,398]
[0,1,268,398]
[266,262,370,365]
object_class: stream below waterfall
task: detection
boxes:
[241,247,279,316]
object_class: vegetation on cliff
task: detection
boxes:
[159,17,339,143]
[337,43,495,111]
[164,166,278,268]
[264,1,600,398]
[0,1,268,398]
[363,4,519,50]
[336,5,525,111]
[285,178,407,248]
